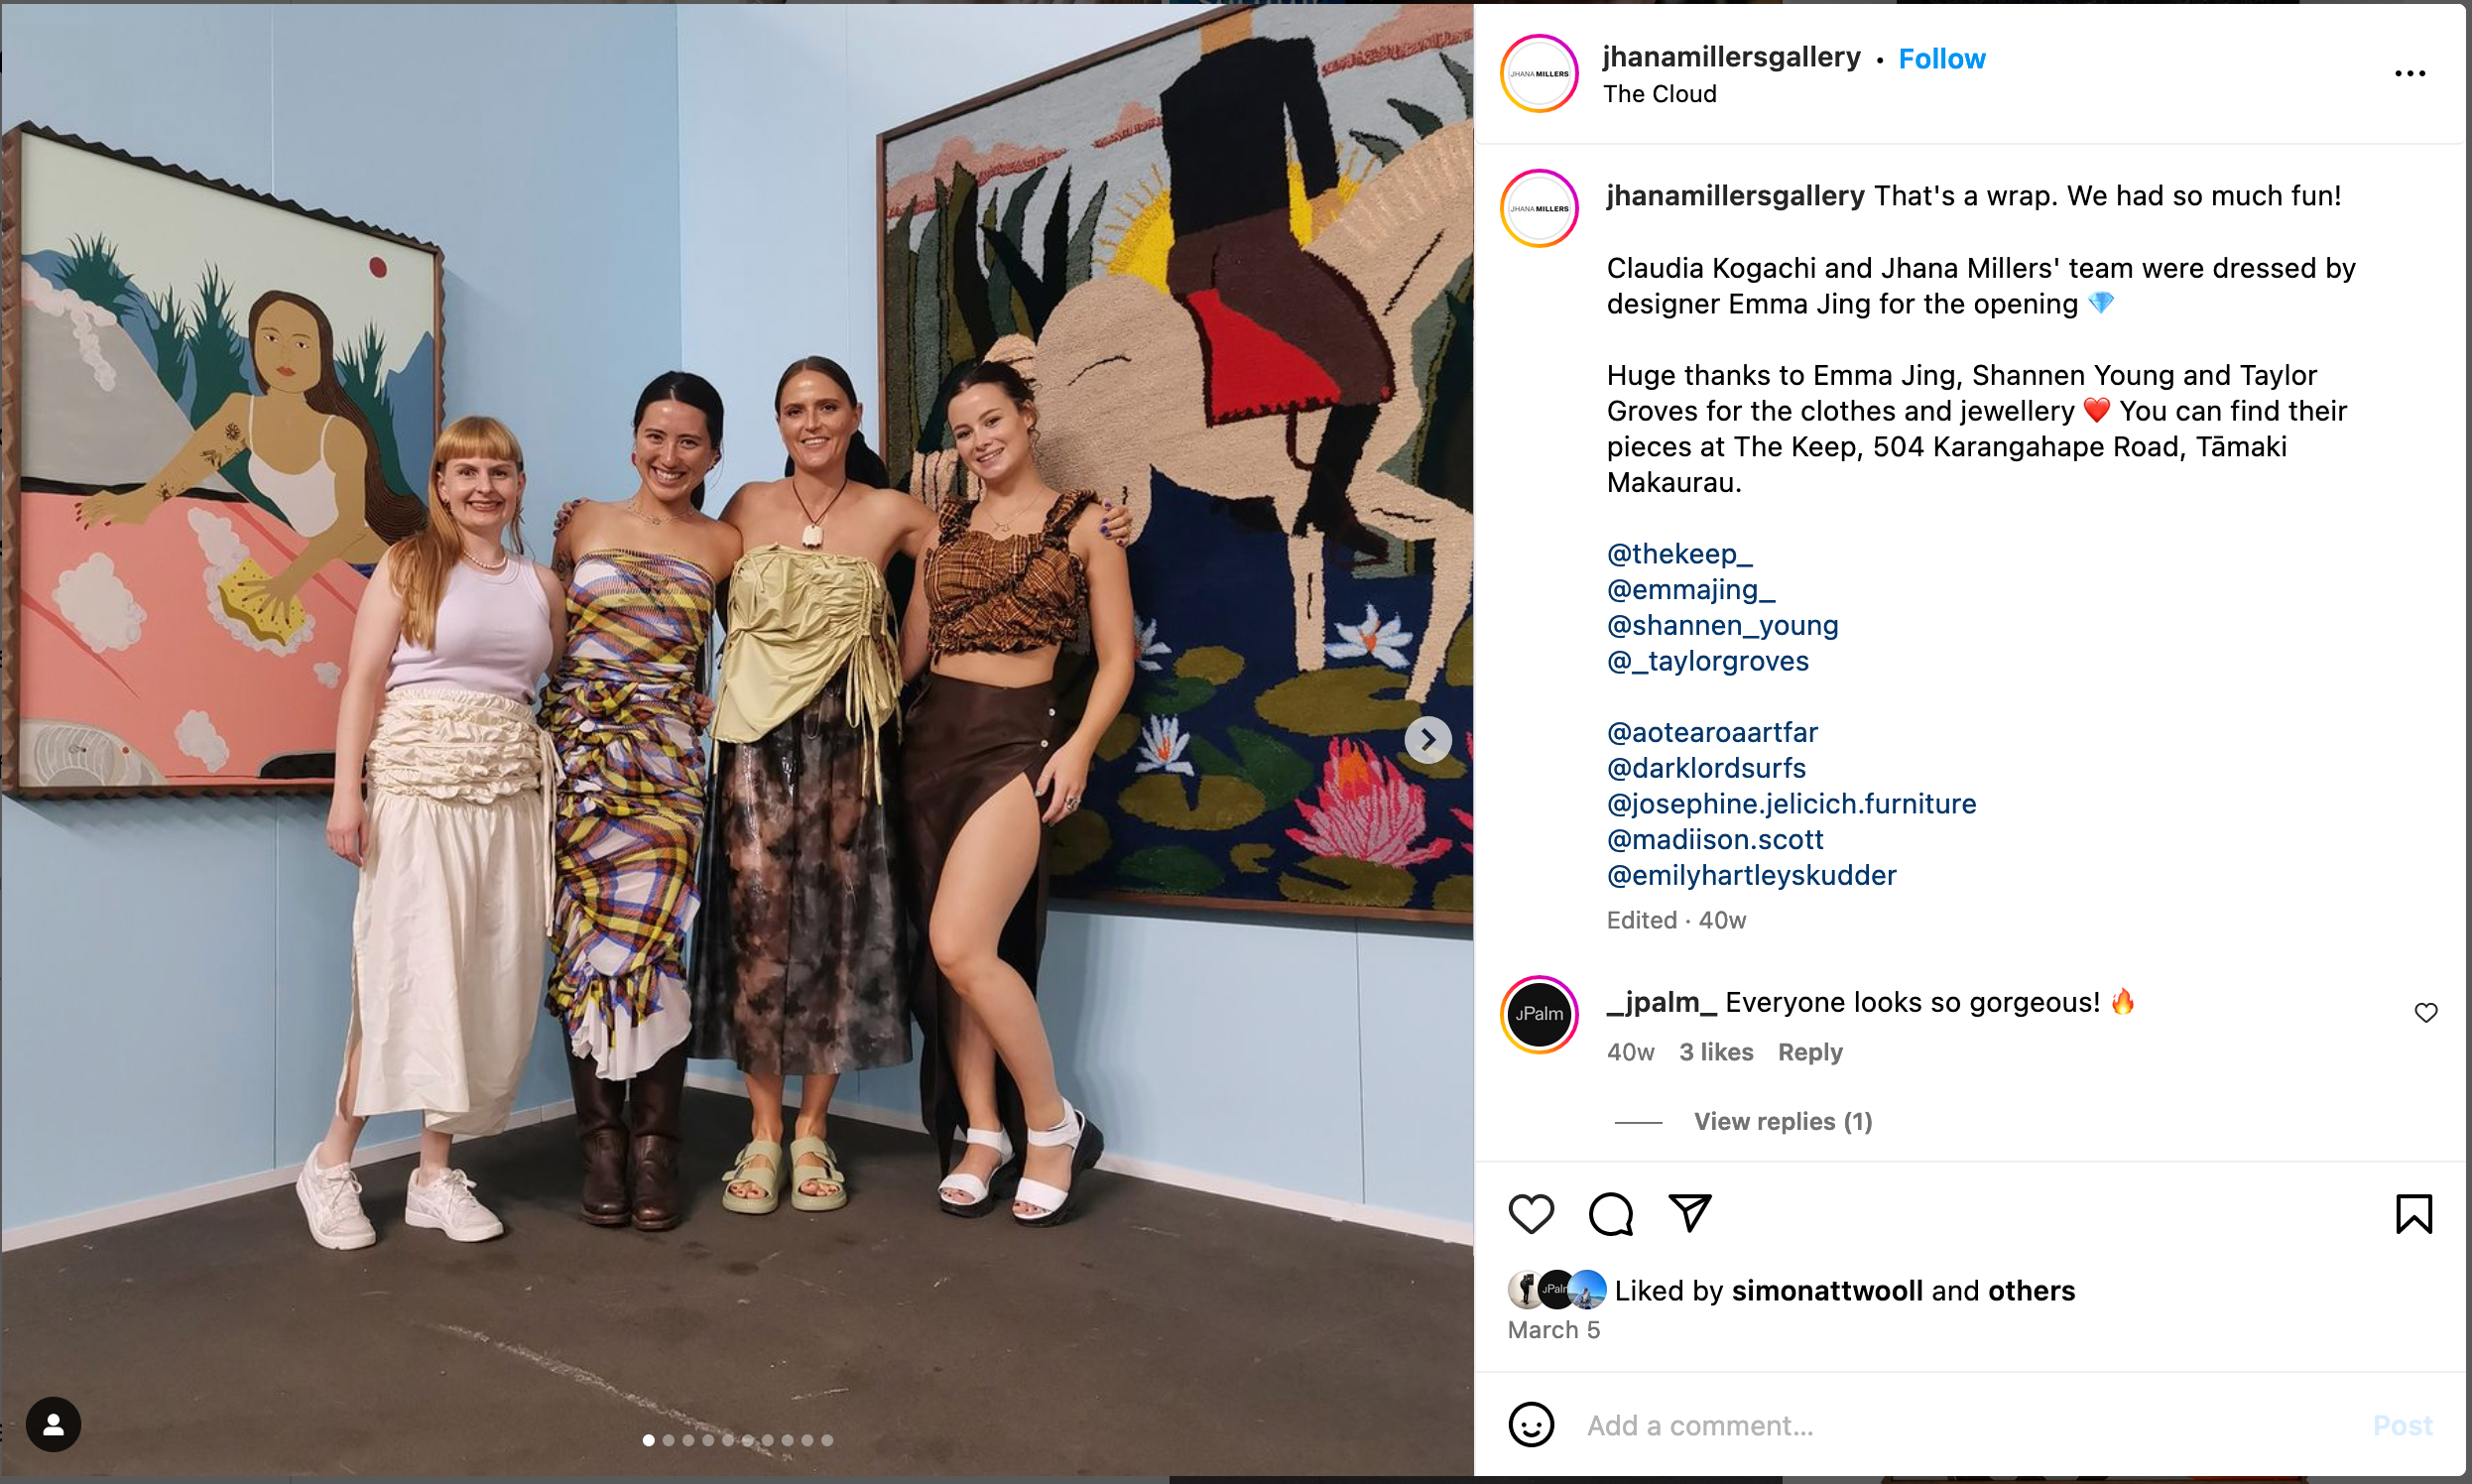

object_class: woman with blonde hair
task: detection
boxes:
[299,416,564,1250]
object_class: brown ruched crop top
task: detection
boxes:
[925,488,1097,661]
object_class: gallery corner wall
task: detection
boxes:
[1,3,684,1232]
[2,2,1473,1239]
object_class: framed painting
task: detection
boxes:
[2,125,442,796]
[881,2,1475,922]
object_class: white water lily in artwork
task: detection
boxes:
[1135,615,1173,673]
[1136,714,1194,776]
[1326,603,1415,670]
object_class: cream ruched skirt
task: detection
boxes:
[343,687,556,1136]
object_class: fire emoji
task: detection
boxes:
[2112,988,2135,1015]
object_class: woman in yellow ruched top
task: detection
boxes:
[683,355,1124,1216]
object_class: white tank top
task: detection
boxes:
[248,403,340,537]
[389,558,555,703]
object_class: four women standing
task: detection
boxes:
[303,354,1135,1247]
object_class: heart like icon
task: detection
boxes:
[2090,291,2116,313]
[2084,397,2111,422]
[1508,1193,1553,1234]
[2416,1002,2439,1023]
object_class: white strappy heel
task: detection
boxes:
[936,1127,1017,1218]
[1013,1099,1105,1228]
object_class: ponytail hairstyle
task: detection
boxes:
[774,355,890,487]
[631,370,725,511]
[395,416,525,649]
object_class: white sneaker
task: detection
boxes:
[404,1168,504,1242]
[296,1150,376,1251]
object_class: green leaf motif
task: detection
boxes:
[1440,53,1474,117]
[1174,646,1245,684]
[1279,856,1416,909]
[1186,736,1242,778]
[1051,809,1111,879]
[1255,667,1421,737]
[1432,875,1473,915]
[1228,727,1313,807]
[1124,845,1225,895]
[1231,843,1276,876]
[1120,773,1266,831]
[1137,675,1217,715]
[1349,130,1403,166]
[1389,98,1445,139]
[1096,712,1141,763]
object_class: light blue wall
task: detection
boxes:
[675,6,1473,1221]
[1,4,683,1229]
[3,3,1472,1233]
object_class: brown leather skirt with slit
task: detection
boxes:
[902,673,1057,1172]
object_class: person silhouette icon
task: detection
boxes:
[27,1397,80,1451]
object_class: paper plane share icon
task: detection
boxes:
[1669,1193,1711,1233]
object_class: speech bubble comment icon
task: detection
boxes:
[1589,1191,1635,1236]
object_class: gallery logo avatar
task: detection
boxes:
[1500,169,1578,247]
[1500,34,1579,112]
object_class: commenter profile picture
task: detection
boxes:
[1502,975,1577,1052]
[1501,34,1579,112]
[1500,170,1578,247]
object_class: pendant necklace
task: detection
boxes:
[790,471,851,549]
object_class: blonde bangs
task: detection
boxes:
[432,416,525,474]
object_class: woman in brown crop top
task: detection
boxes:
[901,358,1135,1227]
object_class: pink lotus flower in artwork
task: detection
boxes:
[1287,739,1454,867]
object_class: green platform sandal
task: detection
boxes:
[788,1137,848,1212]
[721,1140,784,1214]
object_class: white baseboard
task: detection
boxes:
[0,1101,573,1253]
[687,1071,1474,1247]
[2,1083,1472,1252]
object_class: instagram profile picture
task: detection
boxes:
[1508,1270,1543,1308]
[1501,34,1579,112]
[1500,170,1577,248]
[1502,975,1577,1052]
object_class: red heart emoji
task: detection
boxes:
[2084,397,2111,422]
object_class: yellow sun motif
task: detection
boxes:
[1100,152,1372,290]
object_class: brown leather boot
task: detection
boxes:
[568,1050,632,1226]
[627,1040,690,1231]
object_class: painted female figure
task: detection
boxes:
[77,290,427,629]
[545,371,741,1232]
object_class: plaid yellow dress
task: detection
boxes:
[543,549,715,1078]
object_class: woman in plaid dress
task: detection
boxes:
[544,371,741,1232]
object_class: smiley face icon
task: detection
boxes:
[1507,1401,1554,1448]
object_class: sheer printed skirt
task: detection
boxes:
[687,688,915,1077]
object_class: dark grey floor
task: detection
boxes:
[0,1091,1472,1476]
